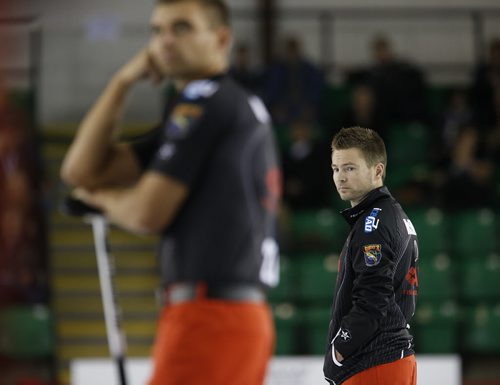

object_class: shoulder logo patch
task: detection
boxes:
[362,244,382,267]
[165,103,203,139]
[364,208,381,233]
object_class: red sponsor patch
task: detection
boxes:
[405,267,418,287]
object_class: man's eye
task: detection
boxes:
[151,26,161,36]
[173,22,192,34]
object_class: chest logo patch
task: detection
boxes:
[364,208,382,233]
[165,103,203,139]
[362,244,382,267]
[183,79,219,99]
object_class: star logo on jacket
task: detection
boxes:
[362,244,382,267]
[340,329,351,342]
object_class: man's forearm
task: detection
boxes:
[72,171,187,235]
[60,75,132,187]
[74,185,153,235]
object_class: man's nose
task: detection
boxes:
[158,30,176,47]
[337,171,347,182]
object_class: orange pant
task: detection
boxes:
[343,355,417,385]
[148,299,275,385]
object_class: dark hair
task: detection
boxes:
[331,126,387,178]
[156,0,230,27]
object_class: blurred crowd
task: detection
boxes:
[0,90,48,309]
[230,35,500,213]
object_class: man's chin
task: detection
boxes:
[156,61,181,76]
[338,194,351,202]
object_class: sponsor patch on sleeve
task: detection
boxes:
[165,103,204,139]
[362,244,382,267]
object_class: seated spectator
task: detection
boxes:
[439,125,496,210]
[484,88,500,165]
[435,87,473,158]
[229,42,261,92]
[281,119,331,209]
[471,38,500,128]
[0,94,47,306]
[347,35,428,127]
[336,83,387,140]
[262,36,326,126]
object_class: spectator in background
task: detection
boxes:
[0,113,39,305]
[484,87,500,165]
[281,119,331,210]
[468,38,500,204]
[262,36,326,126]
[229,42,261,92]
[439,125,496,210]
[435,88,473,158]
[336,83,387,141]
[471,38,500,128]
[347,35,427,128]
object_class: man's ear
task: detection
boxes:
[375,163,385,180]
[217,27,232,51]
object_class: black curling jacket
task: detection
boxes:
[324,186,419,385]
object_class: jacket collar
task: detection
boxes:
[340,186,392,227]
